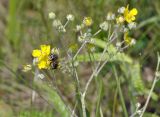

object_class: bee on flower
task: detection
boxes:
[32,45,59,70]
[32,45,51,69]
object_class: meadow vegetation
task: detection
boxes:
[0,0,160,117]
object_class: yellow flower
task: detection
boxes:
[124,32,132,45]
[124,5,138,23]
[124,32,136,46]
[32,45,51,69]
[83,17,93,26]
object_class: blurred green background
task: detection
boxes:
[0,0,160,117]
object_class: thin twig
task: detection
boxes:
[81,30,117,116]
[71,101,78,117]
[64,20,70,28]
[139,52,160,117]
[93,29,102,37]
[73,41,87,60]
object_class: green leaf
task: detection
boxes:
[76,52,132,63]
[130,63,145,94]
[6,0,21,48]
[35,82,70,117]
[91,38,107,49]
[95,77,104,117]
[76,38,132,63]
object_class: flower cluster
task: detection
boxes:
[23,4,138,75]
[49,12,74,32]
[115,5,138,46]
[116,5,138,24]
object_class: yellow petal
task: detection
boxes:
[40,45,47,52]
[131,16,135,21]
[126,18,132,23]
[124,32,132,44]
[130,8,138,15]
[32,50,41,57]
[124,5,129,17]
[38,61,47,69]
[40,45,50,55]
[46,45,51,55]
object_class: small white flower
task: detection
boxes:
[51,48,59,55]
[52,19,61,28]
[131,38,136,45]
[66,14,74,21]
[22,64,32,72]
[136,103,141,108]
[137,110,142,115]
[99,21,108,31]
[37,74,45,79]
[78,36,85,42]
[49,12,56,19]
[76,24,85,31]
[118,7,125,14]
[76,25,82,31]
[106,12,115,20]
[128,22,137,29]
[58,25,66,32]
[116,42,122,48]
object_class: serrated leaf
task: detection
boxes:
[76,52,132,63]
[76,38,132,63]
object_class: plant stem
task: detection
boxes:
[73,41,87,60]
[113,66,128,117]
[31,69,39,103]
[81,31,117,116]
[139,52,160,117]
[93,29,102,37]
[81,94,86,117]
[112,86,118,117]
[64,20,70,28]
